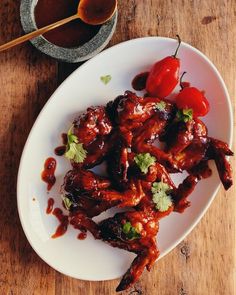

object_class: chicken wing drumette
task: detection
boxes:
[61,169,116,217]
[72,106,113,168]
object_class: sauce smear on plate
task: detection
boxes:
[54,145,66,156]
[34,0,101,48]
[54,133,67,155]
[132,72,149,91]
[46,198,55,214]
[41,157,57,191]
[51,208,69,238]
[77,232,87,240]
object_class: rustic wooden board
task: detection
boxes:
[0,0,235,294]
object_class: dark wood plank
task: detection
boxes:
[0,1,58,294]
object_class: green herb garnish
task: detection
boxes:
[100,75,112,85]
[134,153,156,174]
[176,108,193,123]
[156,101,166,112]
[62,195,73,211]
[65,126,87,163]
[122,222,141,240]
[151,181,173,212]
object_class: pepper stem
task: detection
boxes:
[173,35,181,58]
[180,71,187,90]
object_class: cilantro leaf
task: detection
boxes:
[122,222,141,240]
[151,181,173,212]
[156,101,166,112]
[151,181,170,194]
[100,75,112,85]
[65,126,87,163]
[134,153,156,174]
[152,193,172,212]
[62,195,73,211]
[122,221,131,234]
[176,108,193,123]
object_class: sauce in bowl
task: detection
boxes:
[34,0,101,48]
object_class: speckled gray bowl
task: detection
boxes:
[20,0,117,63]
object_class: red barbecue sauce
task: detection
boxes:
[132,72,149,91]
[34,0,101,48]
[62,133,68,145]
[51,208,69,238]
[54,146,66,156]
[46,198,55,214]
[189,161,212,179]
[41,157,57,191]
[77,232,87,240]
[55,133,67,156]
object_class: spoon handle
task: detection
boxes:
[0,14,78,52]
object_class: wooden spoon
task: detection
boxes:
[0,0,117,52]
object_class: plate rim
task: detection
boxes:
[17,36,233,281]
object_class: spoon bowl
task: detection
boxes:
[78,0,117,25]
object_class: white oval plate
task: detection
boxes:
[17,37,233,281]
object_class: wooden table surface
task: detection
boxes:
[0,1,235,294]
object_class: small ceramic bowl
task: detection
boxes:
[20,0,117,63]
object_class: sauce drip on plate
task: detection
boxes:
[41,157,57,191]
[132,72,149,91]
[51,208,69,238]
[34,0,101,48]
[55,133,67,156]
[46,198,55,214]
[54,145,66,156]
[77,232,87,240]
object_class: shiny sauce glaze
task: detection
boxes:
[189,160,212,179]
[54,133,68,156]
[41,157,57,191]
[46,198,55,214]
[51,208,69,238]
[132,72,149,91]
[54,145,66,156]
[77,232,87,240]
[62,133,68,145]
[34,0,101,48]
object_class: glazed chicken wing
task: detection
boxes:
[164,116,233,188]
[208,138,233,190]
[62,169,117,216]
[106,91,159,129]
[57,90,233,293]
[70,209,160,292]
[72,106,113,168]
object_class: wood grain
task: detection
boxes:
[0,0,235,294]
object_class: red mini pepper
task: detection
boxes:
[176,72,210,117]
[146,35,181,98]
